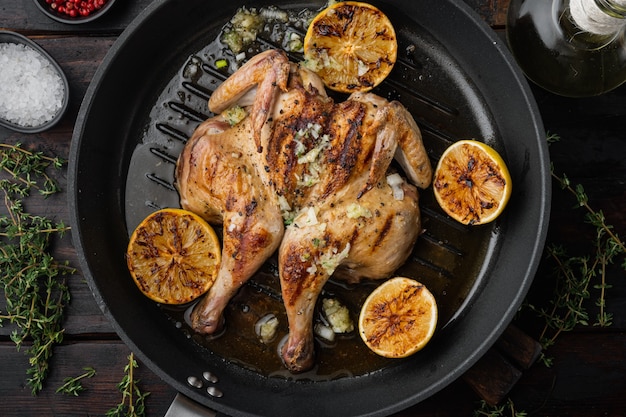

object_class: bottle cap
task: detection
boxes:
[570,0,626,35]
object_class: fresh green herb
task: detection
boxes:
[0,143,65,196]
[56,367,97,396]
[215,58,228,70]
[0,143,75,395]
[473,399,527,417]
[221,7,265,54]
[472,132,625,414]
[286,31,303,52]
[106,353,150,417]
[524,133,625,367]
[223,105,247,126]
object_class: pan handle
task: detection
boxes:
[165,393,219,417]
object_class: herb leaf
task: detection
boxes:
[528,176,623,359]
[0,143,75,394]
[529,133,625,362]
[106,353,150,417]
[473,398,528,417]
[474,132,626,413]
[56,367,97,396]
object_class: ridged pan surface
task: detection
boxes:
[69,1,550,416]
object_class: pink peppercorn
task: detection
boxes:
[48,0,108,18]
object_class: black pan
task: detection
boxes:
[68,0,550,416]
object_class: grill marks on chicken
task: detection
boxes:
[265,84,334,201]
[320,101,366,197]
[175,49,432,372]
[177,117,284,334]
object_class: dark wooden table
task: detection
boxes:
[2,1,626,416]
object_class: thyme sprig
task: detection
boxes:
[0,143,75,394]
[474,132,625,414]
[106,353,150,417]
[473,399,527,417]
[0,143,64,196]
[56,367,97,396]
[525,133,625,365]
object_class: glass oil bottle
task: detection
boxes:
[507,0,626,97]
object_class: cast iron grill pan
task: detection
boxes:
[69,1,549,416]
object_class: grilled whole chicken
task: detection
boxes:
[175,49,432,372]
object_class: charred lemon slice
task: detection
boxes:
[126,208,221,305]
[433,140,512,225]
[303,1,397,93]
[358,277,438,358]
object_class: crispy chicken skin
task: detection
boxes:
[175,49,432,372]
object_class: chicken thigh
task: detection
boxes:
[175,49,432,372]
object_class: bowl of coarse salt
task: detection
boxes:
[0,31,69,133]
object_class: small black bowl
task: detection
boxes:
[0,31,70,133]
[33,0,117,25]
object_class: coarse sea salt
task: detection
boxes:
[0,42,65,128]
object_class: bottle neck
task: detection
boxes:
[569,0,626,35]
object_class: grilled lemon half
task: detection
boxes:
[359,277,438,358]
[433,140,512,225]
[126,208,221,305]
[303,1,397,93]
